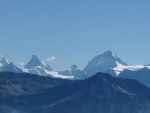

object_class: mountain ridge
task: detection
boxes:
[0,72,150,113]
[1,51,150,87]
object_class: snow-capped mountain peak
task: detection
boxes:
[24,55,47,74]
[24,55,52,70]
[0,55,71,79]
[25,55,43,68]
[84,50,127,77]
[0,57,10,66]
[23,55,70,79]
[0,57,22,73]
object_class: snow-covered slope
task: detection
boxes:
[59,65,85,79]
[84,50,127,77]
[24,55,52,71]
[0,56,73,79]
[82,51,150,87]
[0,57,22,73]
[83,50,150,77]
[1,52,150,82]
[113,64,147,75]
[24,55,73,79]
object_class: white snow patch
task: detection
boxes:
[113,61,146,75]
[45,70,74,79]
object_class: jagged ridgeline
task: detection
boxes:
[0,72,150,113]
[1,51,150,87]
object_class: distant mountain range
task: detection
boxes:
[0,50,150,87]
[1,72,150,113]
[0,55,74,79]
[1,51,150,113]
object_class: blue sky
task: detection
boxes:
[0,0,150,70]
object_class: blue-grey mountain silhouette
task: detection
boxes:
[0,72,150,113]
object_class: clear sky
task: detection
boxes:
[0,0,150,70]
